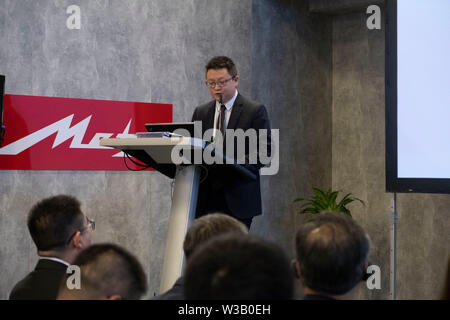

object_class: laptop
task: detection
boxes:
[144,122,195,137]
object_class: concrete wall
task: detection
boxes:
[250,0,332,261]
[332,7,450,300]
[332,9,390,299]
[1,0,448,300]
[250,0,333,298]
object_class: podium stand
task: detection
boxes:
[100,136,256,294]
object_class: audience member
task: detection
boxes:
[9,195,93,300]
[184,233,294,300]
[294,212,370,300]
[152,213,248,300]
[58,243,147,300]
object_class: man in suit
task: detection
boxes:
[192,56,271,229]
[293,212,370,300]
[152,213,248,300]
[9,195,94,300]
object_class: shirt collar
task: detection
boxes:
[216,90,238,111]
[39,256,71,267]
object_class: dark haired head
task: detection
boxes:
[295,212,370,295]
[183,213,248,259]
[59,243,147,300]
[27,195,84,251]
[205,56,238,78]
[184,234,294,300]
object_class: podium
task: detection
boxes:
[100,136,256,294]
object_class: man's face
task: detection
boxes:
[78,215,93,248]
[206,68,239,103]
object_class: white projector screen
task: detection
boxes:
[397,0,450,178]
[386,0,450,193]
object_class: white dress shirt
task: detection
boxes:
[38,256,71,267]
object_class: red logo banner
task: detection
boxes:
[0,95,172,170]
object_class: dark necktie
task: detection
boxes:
[217,104,226,137]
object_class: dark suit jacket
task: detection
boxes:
[9,259,68,300]
[191,93,271,219]
[151,276,184,300]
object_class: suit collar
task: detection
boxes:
[35,258,69,271]
[215,90,238,112]
[39,256,70,266]
[227,93,244,130]
[206,100,216,129]
[206,93,244,130]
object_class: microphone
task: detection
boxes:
[219,94,223,105]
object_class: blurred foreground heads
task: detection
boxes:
[153,212,248,300]
[184,234,294,300]
[58,243,147,300]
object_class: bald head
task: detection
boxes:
[295,212,370,296]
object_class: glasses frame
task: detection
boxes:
[66,216,95,245]
[205,76,235,88]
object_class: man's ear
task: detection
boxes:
[361,260,370,281]
[291,260,302,279]
[71,231,83,249]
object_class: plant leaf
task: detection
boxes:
[295,187,363,217]
[329,191,339,204]
[301,207,320,214]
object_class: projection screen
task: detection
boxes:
[386,0,450,193]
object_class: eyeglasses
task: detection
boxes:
[205,76,235,88]
[66,216,95,245]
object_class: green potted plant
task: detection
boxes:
[294,187,364,217]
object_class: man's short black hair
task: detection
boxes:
[66,243,147,300]
[205,56,238,78]
[295,212,370,295]
[184,234,294,300]
[27,195,84,251]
